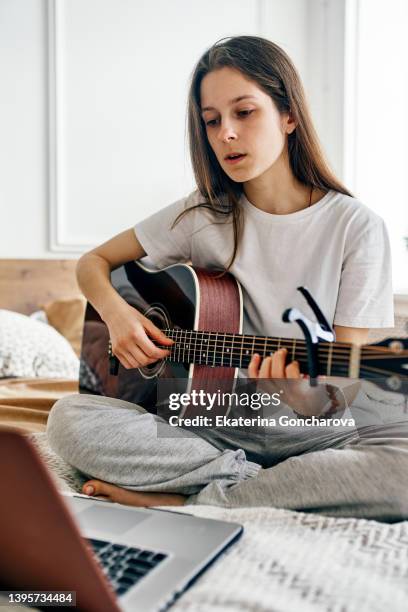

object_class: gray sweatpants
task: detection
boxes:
[47,390,408,521]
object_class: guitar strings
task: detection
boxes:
[164,355,407,379]
[165,344,408,376]
[165,344,388,361]
[359,365,408,378]
[164,330,352,353]
[165,349,406,370]
[164,328,402,352]
[164,340,388,361]
[160,331,407,374]
[167,348,352,365]
[155,330,407,379]
[165,354,407,379]
[166,342,407,359]
[163,329,406,360]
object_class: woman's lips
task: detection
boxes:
[224,154,247,165]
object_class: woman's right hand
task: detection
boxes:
[104,300,174,370]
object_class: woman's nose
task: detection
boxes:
[217,122,237,143]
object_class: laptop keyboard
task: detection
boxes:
[86,538,168,596]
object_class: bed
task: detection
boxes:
[1,258,408,612]
[0,259,83,432]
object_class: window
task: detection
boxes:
[344,0,408,294]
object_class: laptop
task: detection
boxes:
[0,430,243,611]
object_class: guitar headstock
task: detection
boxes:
[360,336,408,393]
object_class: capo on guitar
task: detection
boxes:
[282,287,335,387]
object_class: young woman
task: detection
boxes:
[48,37,405,520]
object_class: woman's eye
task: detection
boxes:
[237,109,254,117]
[204,110,253,127]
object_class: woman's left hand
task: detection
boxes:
[248,348,344,417]
[248,348,301,380]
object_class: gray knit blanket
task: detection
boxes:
[30,433,408,612]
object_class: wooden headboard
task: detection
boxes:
[0,259,81,314]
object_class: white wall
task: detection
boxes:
[0,0,346,257]
[347,0,408,294]
[0,0,48,256]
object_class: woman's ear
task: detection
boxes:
[282,111,297,135]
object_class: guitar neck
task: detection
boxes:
[163,329,355,378]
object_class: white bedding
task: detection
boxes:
[0,309,79,379]
[30,433,408,612]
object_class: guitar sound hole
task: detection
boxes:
[145,361,161,372]
[144,304,170,337]
[150,314,166,332]
[139,304,171,379]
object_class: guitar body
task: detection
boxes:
[79,260,243,412]
[80,260,407,404]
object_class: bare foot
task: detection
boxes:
[82,479,186,507]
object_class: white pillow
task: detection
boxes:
[29,309,49,324]
[0,309,79,379]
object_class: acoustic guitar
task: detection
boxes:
[79,260,408,412]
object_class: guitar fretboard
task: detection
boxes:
[162,328,353,377]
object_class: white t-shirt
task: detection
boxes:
[134,189,394,339]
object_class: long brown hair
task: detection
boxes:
[175,35,352,272]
